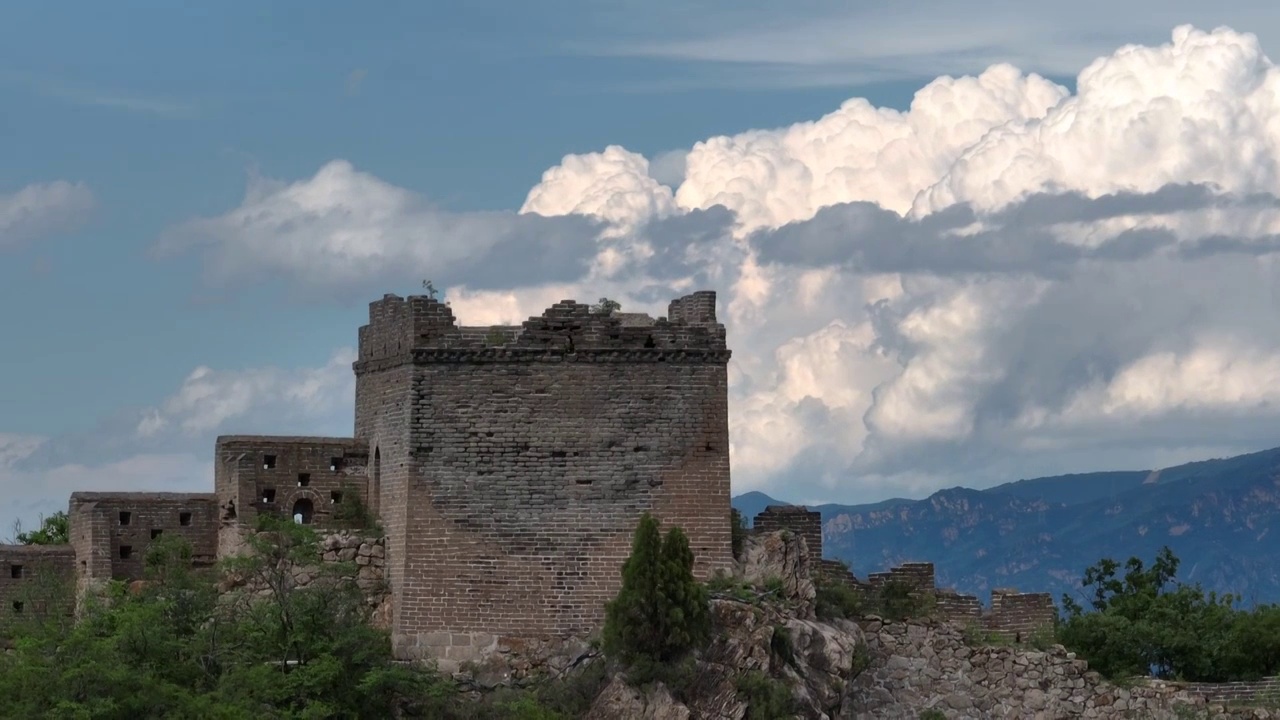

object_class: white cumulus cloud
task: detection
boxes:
[150,25,1280,506]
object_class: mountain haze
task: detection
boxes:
[733,446,1280,606]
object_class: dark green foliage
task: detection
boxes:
[590,297,621,314]
[875,579,932,620]
[812,576,935,623]
[918,710,947,720]
[770,625,795,668]
[603,514,712,671]
[735,670,796,720]
[14,510,70,545]
[0,521,435,718]
[814,578,865,621]
[330,483,383,535]
[730,509,747,560]
[1059,546,1280,682]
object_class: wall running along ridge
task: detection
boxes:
[0,291,735,671]
[752,505,1058,640]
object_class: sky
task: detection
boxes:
[4,2,1280,536]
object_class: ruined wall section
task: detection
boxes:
[0,545,75,640]
[987,588,1057,640]
[69,492,218,587]
[753,505,823,559]
[355,292,733,665]
[828,559,1057,637]
[214,436,369,556]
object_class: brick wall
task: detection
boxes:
[0,544,75,640]
[934,590,984,624]
[831,560,1056,635]
[355,291,734,664]
[753,505,823,558]
[1182,676,1280,705]
[985,588,1057,638]
[866,562,936,591]
[69,492,219,587]
[214,436,370,556]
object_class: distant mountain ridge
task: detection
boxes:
[732,446,1280,606]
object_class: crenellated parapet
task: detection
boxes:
[354,291,730,373]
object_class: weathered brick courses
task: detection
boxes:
[214,436,370,556]
[69,492,219,588]
[29,290,735,667]
[354,291,734,662]
[753,505,823,559]
[0,544,75,641]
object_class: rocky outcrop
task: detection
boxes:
[848,616,1274,719]
[589,676,691,720]
[739,527,817,619]
[580,530,1278,719]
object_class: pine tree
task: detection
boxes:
[603,513,711,666]
[658,526,710,660]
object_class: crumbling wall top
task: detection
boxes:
[356,291,730,368]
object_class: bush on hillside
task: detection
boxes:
[1059,546,1280,682]
[603,513,712,671]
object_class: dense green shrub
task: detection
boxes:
[602,513,711,669]
[1059,546,1280,682]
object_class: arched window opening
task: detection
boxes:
[292,498,314,525]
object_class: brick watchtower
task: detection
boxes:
[353,291,734,664]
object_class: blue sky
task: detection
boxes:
[4,2,1280,535]
[1,2,924,434]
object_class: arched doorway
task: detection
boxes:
[292,498,314,525]
[370,447,381,515]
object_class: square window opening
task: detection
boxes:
[10,565,22,579]
[119,511,132,526]
[179,511,192,526]
[262,488,276,503]
[330,491,343,504]
[329,457,343,472]
[119,545,133,560]
[298,472,311,487]
[263,454,277,470]
[150,529,163,540]
[12,601,22,613]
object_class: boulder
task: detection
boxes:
[586,674,691,720]
[740,530,816,619]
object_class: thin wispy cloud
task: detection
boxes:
[566,1,1279,89]
[0,70,196,118]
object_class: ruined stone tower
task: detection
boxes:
[0,290,734,666]
[353,291,734,662]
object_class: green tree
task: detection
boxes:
[14,511,70,545]
[602,513,711,669]
[0,520,434,718]
[1058,546,1276,682]
[658,526,711,658]
[590,297,621,315]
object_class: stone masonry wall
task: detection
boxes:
[852,560,1057,637]
[214,436,369,557]
[354,291,734,665]
[848,618,1276,719]
[69,492,218,588]
[988,587,1058,640]
[0,545,75,641]
[753,505,823,559]
[224,530,390,624]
